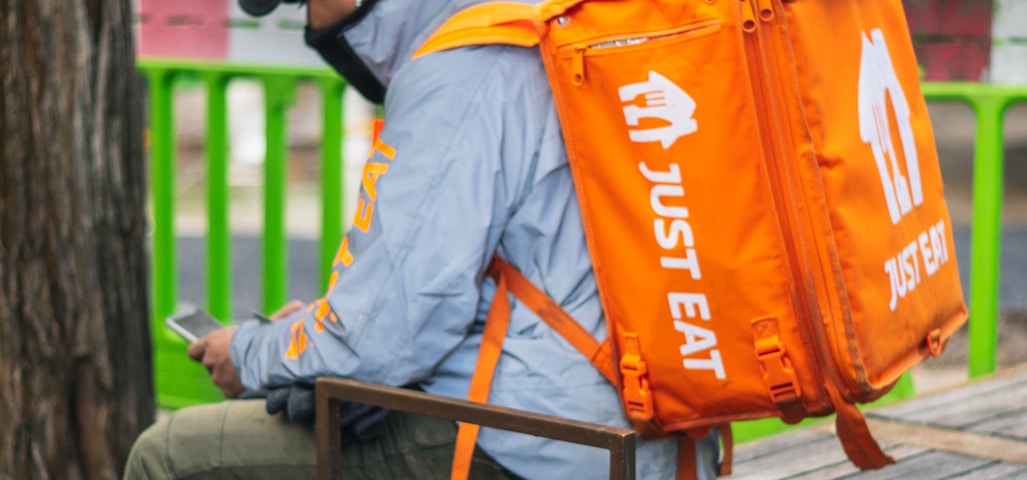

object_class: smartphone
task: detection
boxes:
[166,308,226,343]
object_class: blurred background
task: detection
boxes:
[134,0,1027,401]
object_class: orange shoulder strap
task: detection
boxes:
[413,2,539,59]
[451,261,513,480]
[491,256,617,383]
[450,256,616,479]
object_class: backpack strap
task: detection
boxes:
[412,0,597,59]
[455,256,731,479]
[413,2,539,59]
[451,256,615,479]
[491,256,617,383]
[825,382,896,469]
[717,424,734,476]
[678,439,697,480]
[451,259,514,480]
[677,424,734,479]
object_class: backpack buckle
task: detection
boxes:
[752,317,802,416]
[619,334,654,422]
[758,345,799,403]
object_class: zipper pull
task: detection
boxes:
[757,0,775,22]
[741,0,757,33]
[572,45,586,86]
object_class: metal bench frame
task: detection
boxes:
[315,377,637,480]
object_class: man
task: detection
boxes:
[124,0,719,478]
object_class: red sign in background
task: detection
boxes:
[137,0,229,61]
[903,0,994,82]
[132,0,997,81]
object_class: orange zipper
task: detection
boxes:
[561,19,722,85]
[753,1,865,392]
[739,0,837,411]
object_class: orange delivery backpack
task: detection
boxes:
[414,0,968,477]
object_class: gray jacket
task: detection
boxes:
[230,1,718,477]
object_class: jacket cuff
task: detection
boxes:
[229,320,268,392]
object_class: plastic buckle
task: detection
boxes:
[751,316,802,415]
[754,339,801,406]
[620,335,654,422]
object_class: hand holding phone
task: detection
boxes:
[166,308,245,397]
[166,309,226,343]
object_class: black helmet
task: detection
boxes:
[239,0,300,17]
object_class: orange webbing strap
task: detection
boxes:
[451,262,513,480]
[825,382,895,470]
[452,256,618,479]
[676,424,732,479]
[490,256,617,384]
[718,424,734,476]
[413,2,539,59]
[677,439,698,480]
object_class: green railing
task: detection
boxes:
[920,82,1027,378]
[139,59,1024,410]
[140,59,348,408]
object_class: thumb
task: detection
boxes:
[187,339,206,362]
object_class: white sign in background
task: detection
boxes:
[226,3,324,67]
[991,0,1027,84]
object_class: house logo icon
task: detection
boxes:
[618,71,698,149]
[859,29,923,225]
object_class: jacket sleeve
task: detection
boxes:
[229,47,545,391]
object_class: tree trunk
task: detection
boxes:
[0,1,154,479]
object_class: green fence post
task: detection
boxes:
[140,61,345,409]
[319,79,346,289]
[206,73,233,323]
[968,93,1006,378]
[148,68,177,334]
[145,66,225,409]
[262,75,297,314]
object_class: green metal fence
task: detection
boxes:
[139,59,1024,410]
[140,60,348,408]
[920,83,1027,379]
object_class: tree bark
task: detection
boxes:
[0,1,154,479]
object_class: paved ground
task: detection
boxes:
[169,95,1027,393]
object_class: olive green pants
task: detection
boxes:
[124,400,517,480]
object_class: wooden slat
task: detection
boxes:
[732,428,829,463]
[878,381,1027,428]
[733,438,930,480]
[956,462,1027,480]
[784,445,928,480]
[732,433,849,480]
[842,451,995,480]
[966,406,1027,440]
[857,418,1027,463]
[872,366,1027,420]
